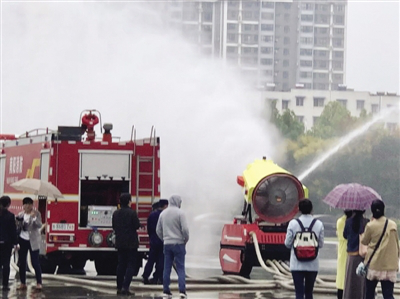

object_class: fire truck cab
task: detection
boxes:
[0,109,160,275]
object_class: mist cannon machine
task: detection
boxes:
[219,157,308,277]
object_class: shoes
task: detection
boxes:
[142,277,150,285]
[120,289,133,296]
[163,292,173,298]
[2,286,10,291]
[149,278,158,284]
[180,292,187,298]
[117,289,123,295]
[17,284,27,291]
[35,284,42,291]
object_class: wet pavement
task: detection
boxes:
[1,242,340,299]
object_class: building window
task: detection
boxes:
[296,116,304,123]
[387,123,398,132]
[300,37,313,44]
[227,34,236,42]
[283,71,289,78]
[300,72,312,78]
[260,58,273,65]
[301,26,313,33]
[296,97,305,106]
[300,48,313,56]
[261,35,273,42]
[261,24,274,31]
[313,97,325,107]
[262,2,274,8]
[333,28,344,35]
[227,23,238,30]
[357,100,365,110]
[315,28,328,34]
[283,49,290,56]
[282,100,290,110]
[203,12,212,22]
[284,26,290,33]
[371,104,380,114]
[334,51,344,58]
[226,46,237,53]
[337,99,347,108]
[283,60,289,67]
[334,15,344,25]
[301,3,314,10]
[313,116,320,125]
[261,47,273,54]
[300,60,312,67]
[333,38,344,47]
[301,14,313,22]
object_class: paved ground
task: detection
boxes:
[0,242,340,299]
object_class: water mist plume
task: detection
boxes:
[298,106,399,181]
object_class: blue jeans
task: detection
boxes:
[292,271,318,299]
[18,238,42,285]
[163,244,186,294]
[116,248,137,291]
[366,278,394,299]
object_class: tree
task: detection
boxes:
[269,100,305,141]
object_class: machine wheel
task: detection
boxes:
[95,255,118,275]
[39,255,57,274]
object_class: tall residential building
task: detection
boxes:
[165,0,347,91]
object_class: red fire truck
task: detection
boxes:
[0,109,160,275]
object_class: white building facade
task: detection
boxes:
[264,89,400,131]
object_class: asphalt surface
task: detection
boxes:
[0,242,340,299]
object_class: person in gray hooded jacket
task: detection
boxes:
[156,195,189,299]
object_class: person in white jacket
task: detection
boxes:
[16,197,43,291]
[156,195,189,299]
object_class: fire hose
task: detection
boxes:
[249,231,400,295]
[9,237,400,295]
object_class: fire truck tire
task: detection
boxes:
[95,256,118,276]
[39,256,57,274]
[71,258,87,270]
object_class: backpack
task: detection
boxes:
[293,218,319,261]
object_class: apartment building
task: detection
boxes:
[164,0,347,91]
[264,88,400,131]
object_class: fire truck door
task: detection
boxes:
[39,151,50,255]
[0,155,5,194]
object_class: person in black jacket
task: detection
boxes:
[112,193,141,296]
[0,195,18,291]
[142,199,168,285]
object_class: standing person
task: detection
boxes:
[16,197,43,291]
[112,193,141,296]
[361,199,399,299]
[284,198,324,299]
[156,195,189,299]
[343,210,369,299]
[142,199,168,285]
[0,195,18,291]
[336,210,352,299]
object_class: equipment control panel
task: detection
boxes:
[87,205,118,227]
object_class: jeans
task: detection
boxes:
[0,243,13,287]
[292,271,318,299]
[163,243,186,294]
[143,243,164,282]
[18,238,42,285]
[365,278,394,299]
[116,248,137,291]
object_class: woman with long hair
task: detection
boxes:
[361,200,399,299]
[343,210,369,299]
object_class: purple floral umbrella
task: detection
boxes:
[323,183,382,210]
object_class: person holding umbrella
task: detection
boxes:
[16,197,43,291]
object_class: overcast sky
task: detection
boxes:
[346,1,399,94]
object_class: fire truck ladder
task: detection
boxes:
[135,126,157,213]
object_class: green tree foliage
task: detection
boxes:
[311,101,357,139]
[269,99,400,218]
[269,100,305,141]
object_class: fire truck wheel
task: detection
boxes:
[39,256,57,274]
[71,258,87,270]
[95,256,118,276]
